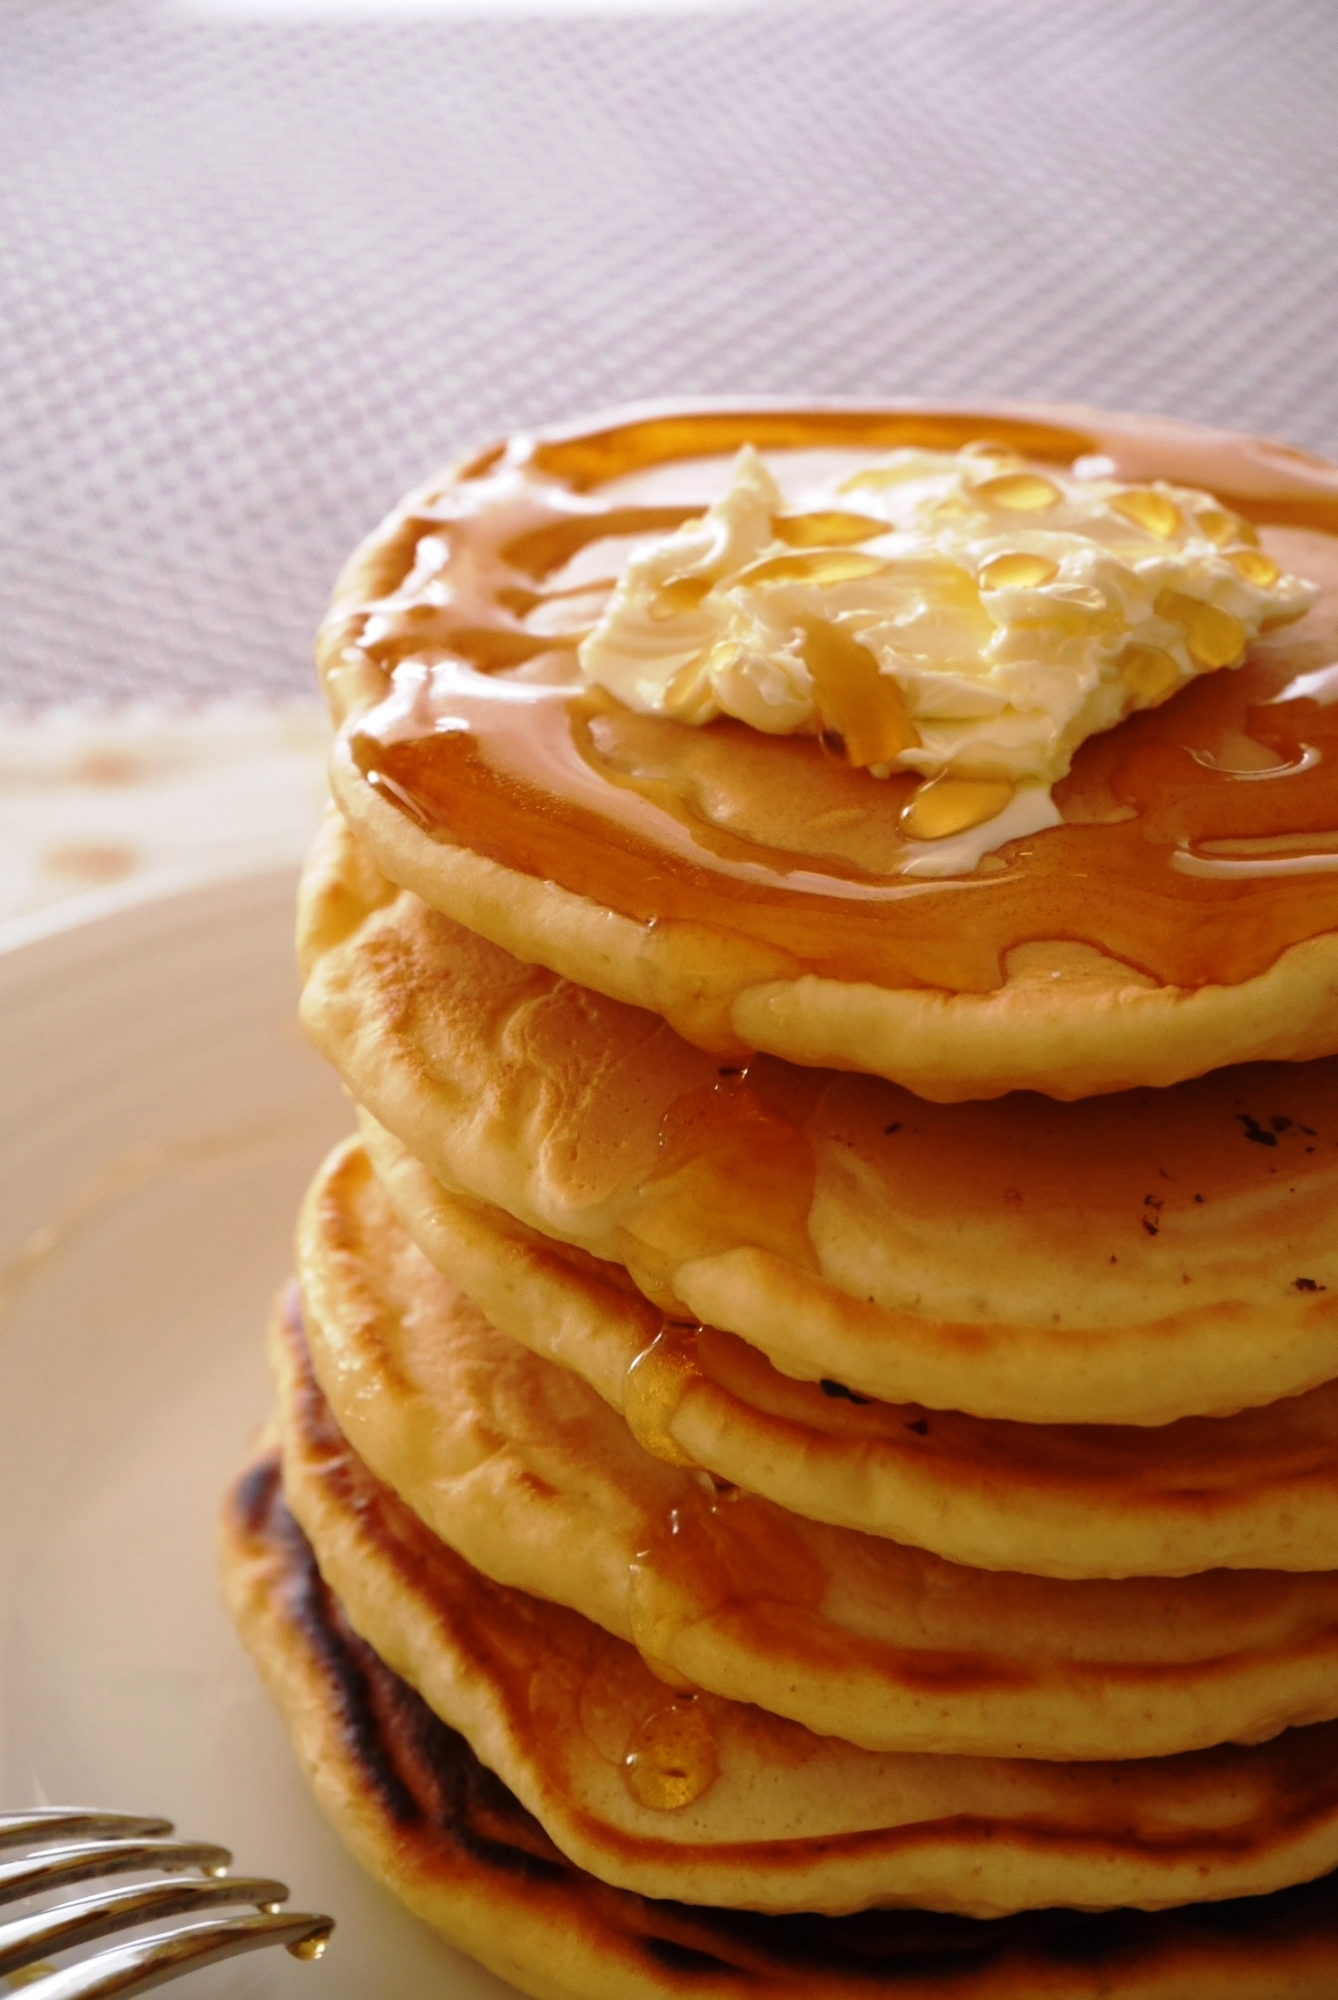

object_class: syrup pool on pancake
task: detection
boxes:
[319,406,1338,1093]
[578,440,1313,874]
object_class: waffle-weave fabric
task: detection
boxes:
[3,0,1337,703]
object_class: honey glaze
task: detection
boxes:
[337,404,1338,994]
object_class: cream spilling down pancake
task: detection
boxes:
[294,1137,1338,1761]
[299,811,1338,1426]
[256,1287,1338,1920]
[221,1454,1338,2000]
[315,402,1338,1101]
[354,1120,1338,1581]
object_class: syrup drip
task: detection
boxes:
[336,404,1338,995]
[616,1068,821,1296]
[288,1934,332,1963]
[622,1697,718,1810]
[627,1485,833,1719]
[623,1325,703,1468]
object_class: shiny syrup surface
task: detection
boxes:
[330,405,1338,993]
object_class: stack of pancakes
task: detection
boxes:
[221,402,1338,1997]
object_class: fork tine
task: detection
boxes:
[0,1817,173,1855]
[0,1841,232,1909]
[0,1875,290,1979]
[17,1910,334,1999]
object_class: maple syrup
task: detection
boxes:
[623,1325,702,1468]
[621,1698,718,1810]
[330,404,1338,997]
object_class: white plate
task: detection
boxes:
[0,870,519,1998]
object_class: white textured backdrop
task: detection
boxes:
[3,0,1337,702]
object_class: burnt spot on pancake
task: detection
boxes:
[654,1879,1338,1981]
[333,1604,567,1883]
[1295,1277,1328,1293]
[227,1441,421,1831]
[228,1446,567,1880]
[819,1379,871,1405]
[1236,1113,1279,1147]
[638,1934,741,1976]
[231,1448,284,1541]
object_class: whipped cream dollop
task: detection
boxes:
[578,444,1316,869]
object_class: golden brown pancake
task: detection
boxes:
[295,1138,1338,1763]
[360,1113,1338,1581]
[220,1446,1338,2000]
[316,400,1338,1101]
[299,811,1338,1425]
[258,1286,1338,1918]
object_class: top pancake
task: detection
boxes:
[316,400,1338,1101]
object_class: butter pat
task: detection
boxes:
[578,443,1315,860]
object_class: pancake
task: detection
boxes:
[316,400,1338,1102]
[221,1448,1338,2000]
[298,810,1338,1425]
[258,1286,1338,1918]
[261,1286,1338,1919]
[360,1112,1338,1581]
[295,1138,1338,1764]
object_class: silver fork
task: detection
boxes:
[0,1809,332,1996]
